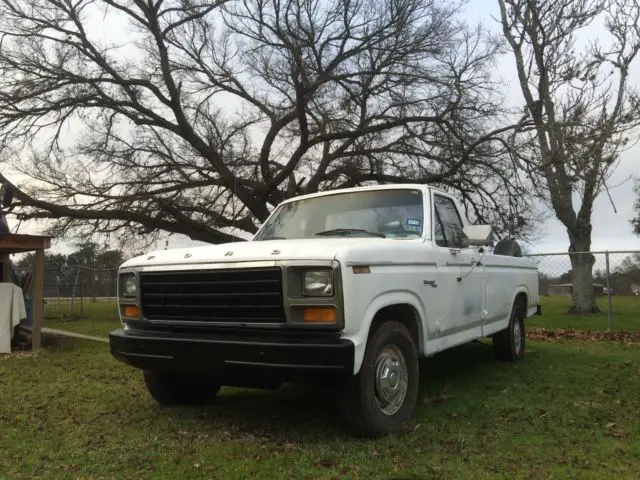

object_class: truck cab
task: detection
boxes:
[109,184,540,437]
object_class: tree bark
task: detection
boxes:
[568,235,600,314]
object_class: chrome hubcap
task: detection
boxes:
[374,345,408,416]
[513,320,522,354]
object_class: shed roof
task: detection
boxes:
[0,234,52,254]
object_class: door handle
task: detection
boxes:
[423,280,438,288]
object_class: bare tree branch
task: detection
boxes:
[0,0,534,245]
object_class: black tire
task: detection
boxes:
[493,238,522,257]
[143,370,221,406]
[493,302,525,361]
[340,321,419,438]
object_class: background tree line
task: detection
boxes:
[16,242,124,298]
[539,252,640,296]
[596,253,640,295]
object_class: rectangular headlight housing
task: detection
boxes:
[302,269,333,296]
[119,272,137,298]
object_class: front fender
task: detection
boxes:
[342,290,426,375]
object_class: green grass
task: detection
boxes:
[44,300,119,338]
[527,295,640,331]
[1,338,640,479]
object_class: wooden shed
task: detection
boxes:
[547,283,605,297]
[0,233,52,350]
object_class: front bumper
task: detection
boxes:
[109,328,355,383]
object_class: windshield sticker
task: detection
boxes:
[406,219,421,232]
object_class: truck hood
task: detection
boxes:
[121,237,395,269]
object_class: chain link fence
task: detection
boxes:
[17,264,119,320]
[525,250,640,329]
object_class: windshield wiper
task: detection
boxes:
[314,228,385,238]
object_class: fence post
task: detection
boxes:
[605,251,612,330]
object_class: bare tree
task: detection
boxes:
[633,179,640,234]
[498,0,640,313]
[0,0,532,248]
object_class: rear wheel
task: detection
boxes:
[493,301,525,361]
[143,370,221,405]
[340,321,419,437]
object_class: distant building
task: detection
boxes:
[547,283,605,297]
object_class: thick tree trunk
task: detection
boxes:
[568,236,600,314]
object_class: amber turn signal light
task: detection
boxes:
[121,305,142,318]
[302,307,336,323]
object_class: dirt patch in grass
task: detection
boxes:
[528,327,640,345]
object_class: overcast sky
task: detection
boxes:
[5,0,639,256]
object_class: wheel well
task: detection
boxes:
[369,304,422,353]
[515,292,527,314]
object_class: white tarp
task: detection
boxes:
[0,283,26,354]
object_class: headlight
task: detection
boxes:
[119,273,137,298]
[303,270,333,296]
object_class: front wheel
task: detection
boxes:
[493,302,525,361]
[340,321,419,437]
[143,370,221,405]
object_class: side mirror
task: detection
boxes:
[462,225,493,246]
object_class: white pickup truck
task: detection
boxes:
[110,184,540,437]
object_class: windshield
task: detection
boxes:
[254,189,424,241]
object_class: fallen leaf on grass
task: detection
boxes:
[424,394,451,405]
[1,351,40,361]
[527,328,640,345]
[314,458,334,468]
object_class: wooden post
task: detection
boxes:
[32,249,45,350]
[0,254,9,282]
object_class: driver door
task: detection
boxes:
[431,193,485,340]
